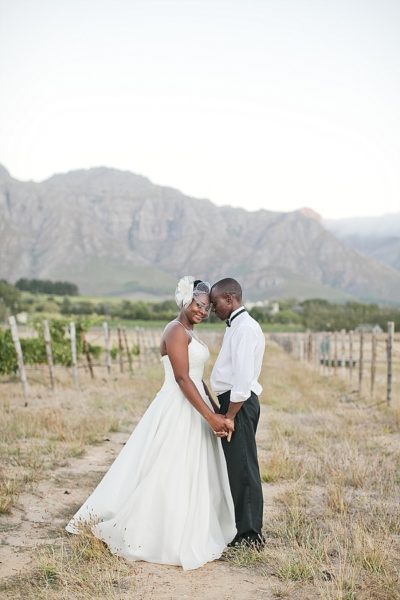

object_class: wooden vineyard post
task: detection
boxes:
[43,319,55,390]
[349,330,354,384]
[358,331,364,395]
[322,334,327,374]
[295,334,300,361]
[151,330,159,363]
[117,328,124,373]
[320,333,325,375]
[299,334,304,362]
[142,330,148,365]
[315,333,320,372]
[370,330,377,398]
[82,334,94,379]
[148,329,155,364]
[135,327,141,368]
[307,333,312,362]
[8,316,28,401]
[123,328,133,372]
[103,322,112,375]
[137,327,144,369]
[327,332,332,375]
[333,331,338,376]
[340,329,346,378]
[147,330,154,364]
[387,322,394,406]
[69,322,79,388]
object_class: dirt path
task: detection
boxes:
[0,426,276,600]
[0,431,128,581]
[3,342,399,599]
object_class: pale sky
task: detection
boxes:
[1,0,399,219]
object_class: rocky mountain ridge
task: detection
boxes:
[324,214,400,274]
[1,164,400,302]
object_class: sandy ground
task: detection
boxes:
[3,338,398,599]
[0,420,278,600]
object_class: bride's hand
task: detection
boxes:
[213,418,235,441]
[207,412,228,435]
[214,430,228,438]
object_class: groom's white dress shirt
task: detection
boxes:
[210,306,265,403]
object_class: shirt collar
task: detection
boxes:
[226,306,246,327]
[230,306,245,319]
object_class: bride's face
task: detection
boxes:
[185,293,211,324]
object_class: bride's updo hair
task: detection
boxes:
[175,276,211,308]
[192,280,211,298]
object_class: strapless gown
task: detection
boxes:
[66,335,236,570]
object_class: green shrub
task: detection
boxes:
[0,319,102,374]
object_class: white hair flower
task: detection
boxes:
[175,275,195,308]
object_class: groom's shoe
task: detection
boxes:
[228,532,265,551]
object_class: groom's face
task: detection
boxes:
[210,291,232,320]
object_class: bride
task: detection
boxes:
[66,277,236,570]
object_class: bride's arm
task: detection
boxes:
[164,325,228,434]
[202,380,220,413]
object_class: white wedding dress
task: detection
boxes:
[66,331,236,570]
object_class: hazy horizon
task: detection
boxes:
[1,160,398,222]
[1,1,399,219]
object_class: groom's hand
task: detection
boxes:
[207,412,229,435]
[224,417,235,442]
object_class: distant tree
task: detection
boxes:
[271,309,302,325]
[0,298,5,321]
[15,278,79,296]
[300,298,400,331]
[132,301,152,320]
[249,307,267,323]
[0,279,21,309]
[60,297,94,315]
[152,299,177,313]
[60,297,72,314]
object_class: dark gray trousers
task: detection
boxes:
[218,390,263,539]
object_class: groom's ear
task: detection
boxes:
[224,293,233,305]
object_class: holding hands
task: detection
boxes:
[207,413,235,442]
[224,417,235,442]
[202,379,234,441]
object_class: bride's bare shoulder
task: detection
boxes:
[162,320,190,340]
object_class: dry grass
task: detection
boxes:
[0,523,134,599]
[226,341,400,599]
[1,333,399,599]
[0,364,161,516]
[0,404,119,515]
[0,361,162,598]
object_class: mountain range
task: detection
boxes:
[1,163,400,303]
[324,214,400,274]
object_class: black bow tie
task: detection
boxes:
[226,308,246,327]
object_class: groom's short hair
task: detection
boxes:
[211,278,242,301]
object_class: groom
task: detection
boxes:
[210,278,266,547]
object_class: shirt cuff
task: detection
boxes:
[229,390,251,403]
